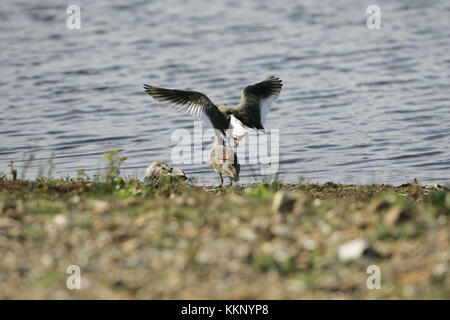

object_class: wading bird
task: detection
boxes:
[144,76,282,186]
[209,134,240,186]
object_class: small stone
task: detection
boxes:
[272,191,297,213]
[287,279,306,294]
[423,183,443,190]
[0,217,18,229]
[271,224,291,237]
[185,197,197,206]
[40,254,54,267]
[16,200,24,214]
[53,214,69,228]
[293,193,309,214]
[402,284,416,297]
[365,199,390,214]
[122,238,139,252]
[237,227,257,241]
[384,205,409,227]
[251,217,270,232]
[70,195,81,204]
[397,270,430,286]
[317,220,332,236]
[337,239,371,262]
[432,262,447,277]
[91,200,110,214]
[303,239,317,251]
[437,214,447,225]
[170,194,185,205]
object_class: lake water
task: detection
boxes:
[1,0,449,185]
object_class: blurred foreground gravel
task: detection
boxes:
[0,180,449,299]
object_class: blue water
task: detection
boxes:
[1,0,449,185]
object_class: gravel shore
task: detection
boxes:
[0,180,449,299]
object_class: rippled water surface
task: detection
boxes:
[1,0,449,185]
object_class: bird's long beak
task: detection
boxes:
[233,138,239,147]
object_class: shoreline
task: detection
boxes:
[1,178,449,299]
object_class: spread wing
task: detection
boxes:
[143,84,229,135]
[233,76,282,129]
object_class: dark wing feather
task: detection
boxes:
[143,84,229,135]
[233,76,282,129]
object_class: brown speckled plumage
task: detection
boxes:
[209,138,240,186]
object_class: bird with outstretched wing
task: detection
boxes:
[143,76,282,186]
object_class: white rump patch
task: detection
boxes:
[230,115,250,141]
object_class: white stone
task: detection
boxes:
[337,239,370,262]
[53,214,69,227]
[423,183,443,190]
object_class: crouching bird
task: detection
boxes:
[144,76,282,185]
[209,135,240,187]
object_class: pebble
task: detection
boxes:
[423,183,443,190]
[383,205,409,227]
[271,191,297,213]
[303,239,317,251]
[53,214,69,228]
[337,239,370,262]
[432,262,447,277]
[237,227,257,241]
[90,200,110,214]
